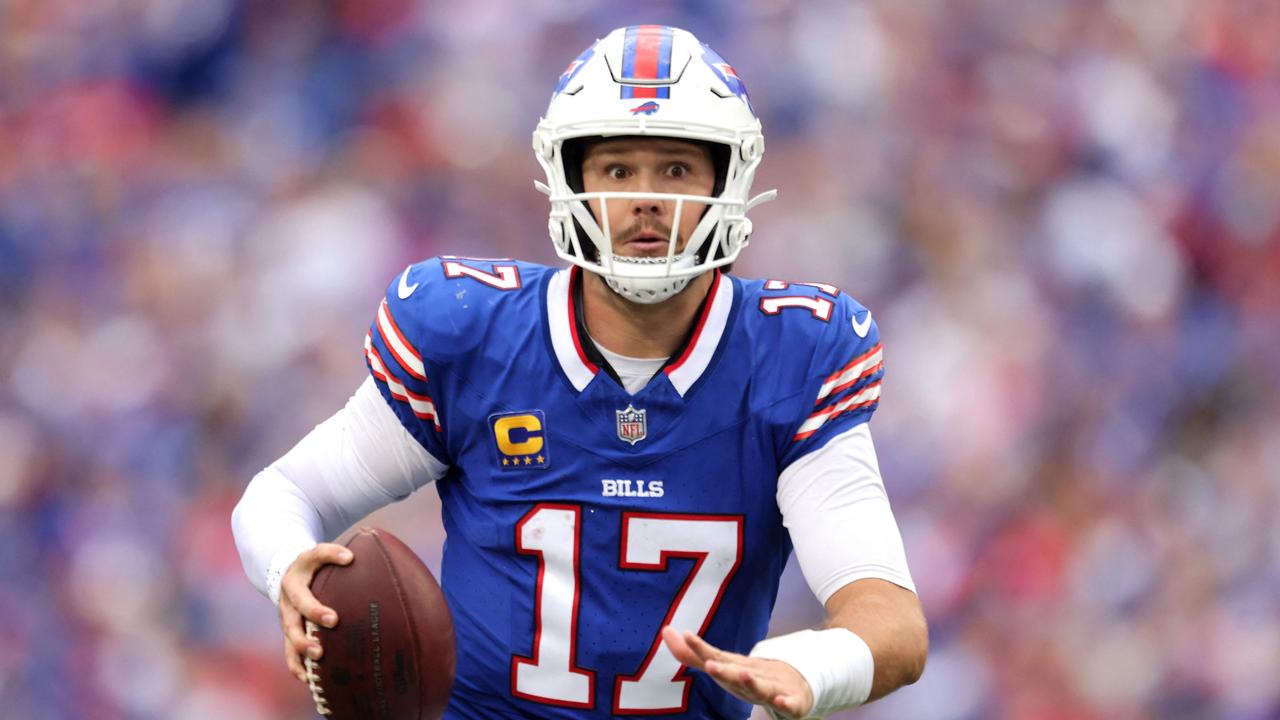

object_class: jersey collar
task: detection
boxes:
[546,266,734,396]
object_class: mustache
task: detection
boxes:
[616,219,676,242]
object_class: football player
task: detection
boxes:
[233,25,926,719]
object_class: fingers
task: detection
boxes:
[701,657,770,707]
[283,543,353,627]
[663,629,812,716]
[703,658,753,690]
[683,630,732,664]
[665,629,759,703]
[280,594,320,663]
[307,542,356,569]
[662,627,738,670]
[287,581,338,629]
[661,627,701,669]
[278,543,354,678]
[736,668,796,714]
[284,634,307,683]
[280,600,311,682]
[771,693,807,718]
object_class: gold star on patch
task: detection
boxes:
[502,458,510,466]
[523,456,532,465]
[536,455,545,464]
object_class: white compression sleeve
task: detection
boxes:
[231,377,449,603]
[752,424,913,717]
[778,422,915,604]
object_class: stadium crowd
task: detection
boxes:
[1,0,1278,717]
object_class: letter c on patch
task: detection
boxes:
[494,414,544,456]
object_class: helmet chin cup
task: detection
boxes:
[604,275,692,304]
[602,255,697,304]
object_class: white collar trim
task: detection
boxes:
[547,268,597,392]
[546,268,734,396]
[664,271,733,396]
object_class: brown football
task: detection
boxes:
[304,527,454,720]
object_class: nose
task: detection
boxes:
[628,173,666,218]
[630,197,663,218]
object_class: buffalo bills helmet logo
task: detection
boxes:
[629,101,660,115]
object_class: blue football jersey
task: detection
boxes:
[364,257,884,719]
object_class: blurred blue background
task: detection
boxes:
[2,1,1279,718]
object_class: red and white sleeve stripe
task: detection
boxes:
[794,382,881,441]
[375,298,428,381]
[813,343,882,406]
[365,333,441,430]
[794,344,884,441]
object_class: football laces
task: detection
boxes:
[303,620,331,716]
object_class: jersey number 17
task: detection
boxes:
[512,504,743,713]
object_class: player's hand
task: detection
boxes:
[662,626,814,719]
[278,543,354,683]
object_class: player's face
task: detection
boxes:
[580,138,716,259]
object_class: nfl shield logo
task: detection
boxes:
[616,404,647,445]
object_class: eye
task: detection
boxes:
[668,164,687,178]
[607,165,630,180]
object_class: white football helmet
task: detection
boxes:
[533,26,776,304]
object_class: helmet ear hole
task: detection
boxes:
[571,217,599,263]
[561,137,595,194]
[708,142,731,199]
[561,138,600,263]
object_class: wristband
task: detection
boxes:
[749,628,874,719]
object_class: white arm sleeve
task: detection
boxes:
[779,423,915,604]
[231,377,449,603]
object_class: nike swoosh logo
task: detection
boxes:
[397,265,419,299]
[851,310,873,338]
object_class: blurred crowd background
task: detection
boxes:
[2,0,1278,718]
